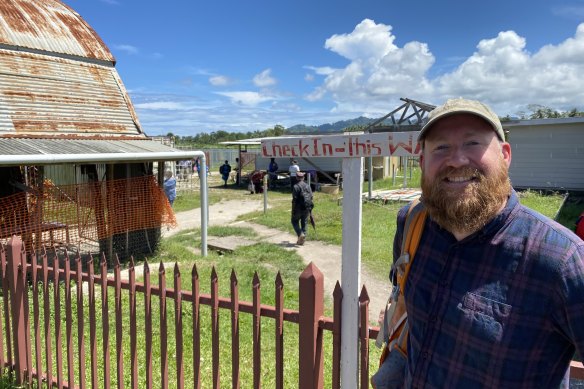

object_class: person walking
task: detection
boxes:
[291,171,313,245]
[163,170,177,207]
[288,159,300,191]
[374,98,584,388]
[219,160,231,187]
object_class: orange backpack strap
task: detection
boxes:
[397,199,427,296]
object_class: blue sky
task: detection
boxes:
[66,0,584,136]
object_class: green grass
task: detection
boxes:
[517,189,584,234]
[6,174,575,389]
[0,371,18,389]
[516,189,565,219]
[555,194,584,232]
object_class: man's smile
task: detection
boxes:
[445,174,477,183]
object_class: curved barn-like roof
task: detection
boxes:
[0,0,147,142]
[0,0,114,63]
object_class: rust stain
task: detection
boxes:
[0,1,37,36]
[0,24,6,44]
[0,134,147,140]
[3,91,35,101]
[4,90,123,108]
[17,2,47,34]
[0,0,114,62]
[87,66,109,85]
[12,120,128,133]
[1,49,112,86]
[55,12,113,61]
[58,1,115,62]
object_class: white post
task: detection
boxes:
[263,175,268,214]
[199,155,208,257]
[368,157,373,200]
[403,157,407,187]
[340,157,363,387]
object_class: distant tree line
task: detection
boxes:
[167,125,286,147]
[505,105,584,120]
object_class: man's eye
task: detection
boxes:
[434,145,449,151]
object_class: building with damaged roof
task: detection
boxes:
[0,0,198,258]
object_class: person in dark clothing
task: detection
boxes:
[291,171,313,245]
[219,160,231,187]
[268,158,279,189]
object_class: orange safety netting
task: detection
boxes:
[0,175,176,248]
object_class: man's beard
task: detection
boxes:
[421,157,511,235]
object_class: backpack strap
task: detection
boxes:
[394,199,427,297]
[377,199,427,364]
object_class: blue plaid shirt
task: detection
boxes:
[394,190,584,388]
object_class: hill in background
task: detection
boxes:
[286,116,376,134]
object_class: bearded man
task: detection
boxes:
[384,98,584,389]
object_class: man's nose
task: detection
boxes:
[447,147,469,167]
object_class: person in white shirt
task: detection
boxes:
[288,159,300,191]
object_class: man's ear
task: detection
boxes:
[501,142,512,167]
[419,154,425,171]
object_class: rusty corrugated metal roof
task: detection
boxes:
[0,48,143,136]
[0,138,179,157]
[0,0,114,62]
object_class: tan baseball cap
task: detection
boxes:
[418,98,505,142]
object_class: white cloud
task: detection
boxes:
[134,20,584,136]
[435,24,584,113]
[216,91,275,106]
[305,65,337,76]
[253,69,277,87]
[552,5,584,19]
[309,19,435,115]
[209,75,231,86]
[112,44,138,55]
[134,101,190,110]
[307,19,584,119]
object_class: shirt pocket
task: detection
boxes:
[457,292,513,342]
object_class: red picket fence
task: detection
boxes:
[0,236,582,388]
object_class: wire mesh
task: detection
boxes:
[0,175,176,256]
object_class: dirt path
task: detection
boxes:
[163,197,390,318]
